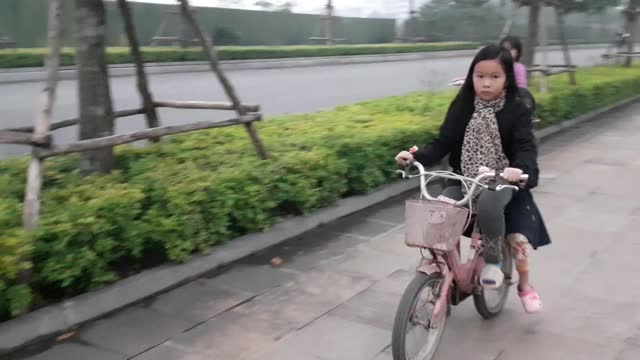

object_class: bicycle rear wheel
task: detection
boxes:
[392,272,447,360]
[473,241,513,319]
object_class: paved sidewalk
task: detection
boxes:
[19,103,640,360]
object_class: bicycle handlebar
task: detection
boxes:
[396,161,528,207]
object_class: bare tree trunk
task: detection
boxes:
[325,0,334,45]
[555,7,576,85]
[523,1,541,68]
[178,14,187,48]
[74,0,115,173]
[599,11,607,42]
[116,0,160,141]
[625,1,640,67]
[539,16,548,94]
[407,0,415,40]
[498,0,515,41]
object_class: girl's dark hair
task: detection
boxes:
[454,44,518,108]
[499,35,523,62]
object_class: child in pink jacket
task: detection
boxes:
[500,35,528,89]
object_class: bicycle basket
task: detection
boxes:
[405,199,470,251]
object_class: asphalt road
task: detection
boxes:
[0,47,607,158]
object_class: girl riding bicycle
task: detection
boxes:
[395,45,551,314]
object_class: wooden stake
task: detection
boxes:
[117,0,161,142]
[23,0,62,231]
[177,0,269,160]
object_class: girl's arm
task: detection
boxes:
[510,106,539,189]
[413,99,460,166]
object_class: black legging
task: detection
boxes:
[442,185,514,264]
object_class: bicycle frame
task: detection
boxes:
[420,235,485,327]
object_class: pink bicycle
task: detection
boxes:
[391,161,528,360]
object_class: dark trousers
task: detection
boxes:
[442,186,514,264]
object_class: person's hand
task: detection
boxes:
[395,151,414,166]
[503,167,524,183]
[478,166,491,175]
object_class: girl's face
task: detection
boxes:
[502,42,519,61]
[473,59,506,101]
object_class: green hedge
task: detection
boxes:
[1,66,640,321]
[0,43,480,68]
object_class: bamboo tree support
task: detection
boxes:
[7,108,146,133]
[22,0,62,231]
[153,100,259,111]
[555,6,576,85]
[117,0,160,142]
[0,131,50,145]
[39,114,261,159]
[177,0,268,159]
[5,102,260,134]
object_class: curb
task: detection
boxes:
[1,94,639,355]
[0,44,610,84]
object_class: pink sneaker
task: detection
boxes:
[518,287,543,314]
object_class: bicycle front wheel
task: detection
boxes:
[473,241,513,319]
[392,272,447,360]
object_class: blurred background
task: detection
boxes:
[0,0,629,47]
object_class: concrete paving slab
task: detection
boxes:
[149,278,254,324]
[233,270,373,329]
[265,316,390,360]
[79,307,192,357]
[204,264,299,294]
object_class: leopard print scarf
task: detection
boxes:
[460,91,509,180]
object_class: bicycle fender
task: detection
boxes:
[417,257,441,275]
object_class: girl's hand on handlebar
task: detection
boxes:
[503,167,524,183]
[395,151,414,166]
